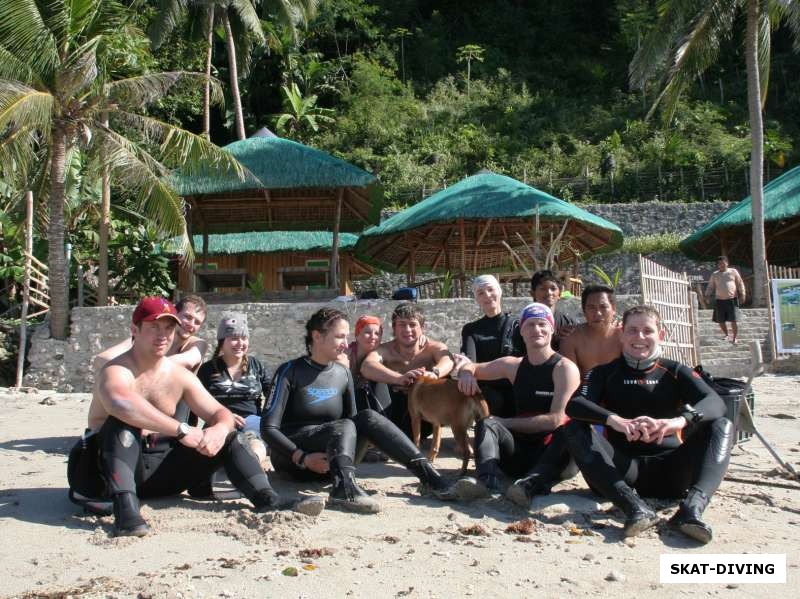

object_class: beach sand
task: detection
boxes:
[1,374,798,598]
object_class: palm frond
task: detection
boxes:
[0,43,37,85]
[0,81,54,136]
[106,71,224,110]
[230,0,266,42]
[757,2,771,108]
[108,110,250,184]
[148,0,189,49]
[647,0,736,122]
[0,0,60,78]
[93,126,190,252]
[629,0,697,90]
[782,0,800,52]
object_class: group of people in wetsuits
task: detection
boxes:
[67,271,734,547]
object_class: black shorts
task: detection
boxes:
[713,298,739,323]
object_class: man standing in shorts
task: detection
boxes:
[705,256,746,344]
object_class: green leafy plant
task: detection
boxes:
[589,264,621,288]
[439,270,453,298]
[248,272,266,300]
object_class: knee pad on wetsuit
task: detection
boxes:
[327,419,357,459]
[709,417,735,462]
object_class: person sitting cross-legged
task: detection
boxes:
[452,303,580,506]
[564,305,734,543]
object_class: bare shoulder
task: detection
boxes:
[555,355,580,377]
[374,341,394,359]
[423,337,448,353]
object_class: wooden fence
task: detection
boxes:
[23,251,49,319]
[639,255,698,367]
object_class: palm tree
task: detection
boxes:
[150,0,319,141]
[0,0,245,339]
[630,0,800,307]
[273,81,334,138]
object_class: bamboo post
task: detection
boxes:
[765,262,778,366]
[330,189,344,292]
[77,264,84,307]
[16,191,34,389]
[459,219,466,297]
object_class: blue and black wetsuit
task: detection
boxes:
[474,353,575,484]
[564,356,734,500]
[261,356,437,482]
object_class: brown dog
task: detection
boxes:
[408,378,490,473]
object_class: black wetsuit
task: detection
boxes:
[67,416,275,504]
[564,356,734,500]
[474,354,575,482]
[198,356,271,417]
[551,309,577,352]
[261,356,432,481]
[461,312,524,417]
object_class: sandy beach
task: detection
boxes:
[1,374,798,598]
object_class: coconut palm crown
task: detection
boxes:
[0,0,246,338]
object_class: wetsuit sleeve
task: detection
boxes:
[676,364,726,423]
[343,367,357,419]
[260,362,298,457]
[196,360,213,391]
[460,324,477,362]
[510,318,525,357]
[565,364,614,423]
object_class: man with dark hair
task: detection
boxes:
[705,256,746,344]
[530,270,576,350]
[68,297,284,537]
[564,305,733,543]
[361,302,454,436]
[88,295,209,430]
[560,284,622,375]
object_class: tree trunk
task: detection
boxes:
[97,113,111,306]
[48,127,69,339]
[746,0,767,307]
[203,7,214,139]
[222,12,246,140]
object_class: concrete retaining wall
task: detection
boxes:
[25,295,646,392]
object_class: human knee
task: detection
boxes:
[353,408,383,430]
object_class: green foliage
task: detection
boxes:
[589,264,621,288]
[619,233,683,255]
[107,223,174,298]
[274,82,335,138]
[439,271,453,299]
[248,272,266,299]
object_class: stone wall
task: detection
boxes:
[25,295,644,392]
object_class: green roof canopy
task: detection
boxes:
[175,137,377,195]
[680,165,800,265]
[356,171,623,274]
[163,231,359,255]
[174,136,383,234]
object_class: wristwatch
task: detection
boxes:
[679,404,703,425]
[431,367,440,378]
[175,422,190,440]
[295,451,307,470]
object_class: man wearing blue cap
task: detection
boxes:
[452,303,581,506]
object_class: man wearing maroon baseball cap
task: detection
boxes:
[68,296,286,537]
[131,296,182,326]
[87,296,209,432]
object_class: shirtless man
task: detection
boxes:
[705,256,746,344]
[88,295,208,430]
[560,284,623,375]
[360,303,454,437]
[67,297,282,537]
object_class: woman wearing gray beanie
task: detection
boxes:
[197,312,271,469]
